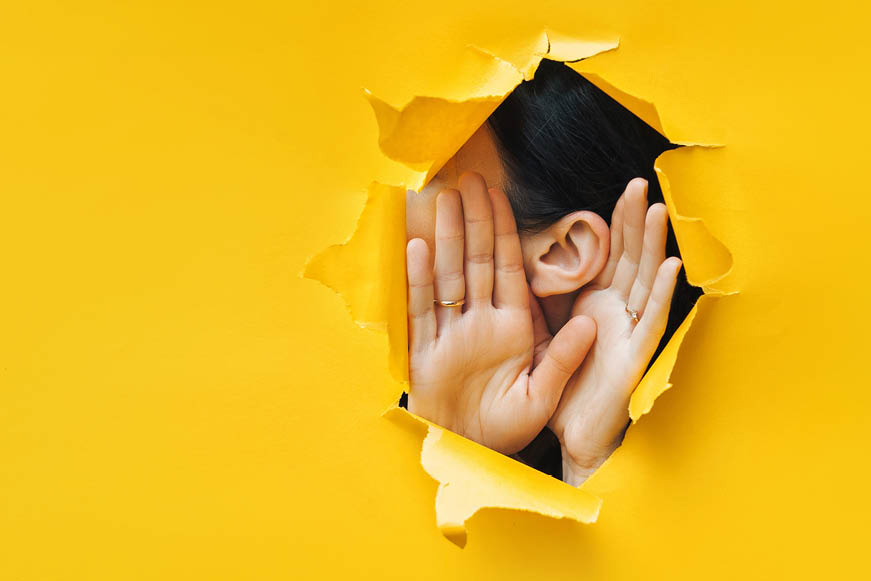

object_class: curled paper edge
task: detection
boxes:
[655,151,735,295]
[303,182,409,387]
[385,406,601,548]
[365,33,620,191]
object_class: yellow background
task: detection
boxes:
[2,1,870,579]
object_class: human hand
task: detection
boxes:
[547,178,682,485]
[406,171,597,455]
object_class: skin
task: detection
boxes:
[406,124,680,483]
[406,173,597,454]
[406,124,508,251]
[548,179,681,485]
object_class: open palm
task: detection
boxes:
[548,178,682,485]
[406,172,596,455]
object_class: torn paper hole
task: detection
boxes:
[306,30,734,547]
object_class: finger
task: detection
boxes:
[632,257,682,356]
[610,178,648,297]
[528,315,597,412]
[627,203,668,316]
[406,239,436,350]
[490,187,528,309]
[458,172,495,307]
[433,189,465,327]
[593,195,625,287]
[529,289,551,367]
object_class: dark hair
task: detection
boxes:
[487,59,702,477]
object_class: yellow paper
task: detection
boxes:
[385,408,601,548]
[304,182,409,383]
[4,1,871,578]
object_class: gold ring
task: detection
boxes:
[625,304,640,323]
[435,299,464,308]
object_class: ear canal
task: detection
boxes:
[540,234,581,270]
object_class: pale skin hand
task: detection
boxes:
[406,171,597,455]
[547,178,683,486]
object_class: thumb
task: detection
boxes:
[528,315,597,410]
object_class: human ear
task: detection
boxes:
[520,211,610,297]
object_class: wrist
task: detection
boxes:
[560,451,597,487]
[560,439,619,487]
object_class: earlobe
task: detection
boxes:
[522,211,610,297]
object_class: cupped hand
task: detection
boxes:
[406,171,597,455]
[547,178,683,485]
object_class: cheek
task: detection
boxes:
[518,233,537,281]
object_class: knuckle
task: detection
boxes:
[436,270,464,283]
[466,252,494,265]
[545,352,574,377]
[497,261,524,274]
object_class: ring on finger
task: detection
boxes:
[625,304,640,323]
[435,299,465,308]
